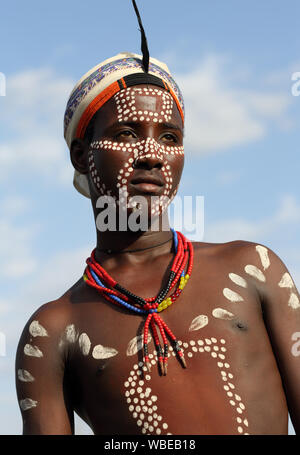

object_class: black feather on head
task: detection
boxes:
[131,0,150,73]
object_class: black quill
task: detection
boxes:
[131,0,150,73]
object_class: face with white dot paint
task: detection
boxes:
[84,84,184,217]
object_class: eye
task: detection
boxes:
[161,133,178,143]
[115,130,137,139]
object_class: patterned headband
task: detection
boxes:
[64,53,185,150]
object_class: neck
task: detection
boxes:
[94,219,173,265]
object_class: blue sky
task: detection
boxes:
[0,0,299,435]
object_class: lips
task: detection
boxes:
[130,174,164,187]
[129,173,165,194]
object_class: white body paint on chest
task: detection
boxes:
[255,245,270,270]
[127,334,152,356]
[92,344,118,359]
[24,344,43,358]
[189,315,209,331]
[29,320,49,338]
[19,398,38,411]
[78,333,91,356]
[124,337,249,435]
[229,273,247,288]
[223,288,244,302]
[18,369,35,382]
[212,308,235,320]
[244,265,266,282]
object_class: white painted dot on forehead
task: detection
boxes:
[114,87,175,125]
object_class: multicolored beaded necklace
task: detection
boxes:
[83,228,194,375]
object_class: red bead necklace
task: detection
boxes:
[83,229,194,375]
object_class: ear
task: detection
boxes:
[70,138,89,174]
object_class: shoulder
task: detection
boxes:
[192,239,294,292]
[192,239,285,266]
[26,297,73,332]
[16,296,75,359]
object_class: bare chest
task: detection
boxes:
[65,273,286,435]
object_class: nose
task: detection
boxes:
[133,152,164,170]
[133,138,165,170]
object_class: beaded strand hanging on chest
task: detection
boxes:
[83,229,194,375]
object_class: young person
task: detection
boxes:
[15,51,300,435]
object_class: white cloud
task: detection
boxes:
[176,55,291,154]
[24,246,92,304]
[0,67,74,184]
[243,91,289,118]
[274,194,300,224]
[0,59,293,185]
[0,195,31,217]
[0,218,39,278]
[215,170,242,186]
[0,193,39,278]
[204,194,300,243]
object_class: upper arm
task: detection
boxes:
[15,302,74,435]
[244,243,300,433]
